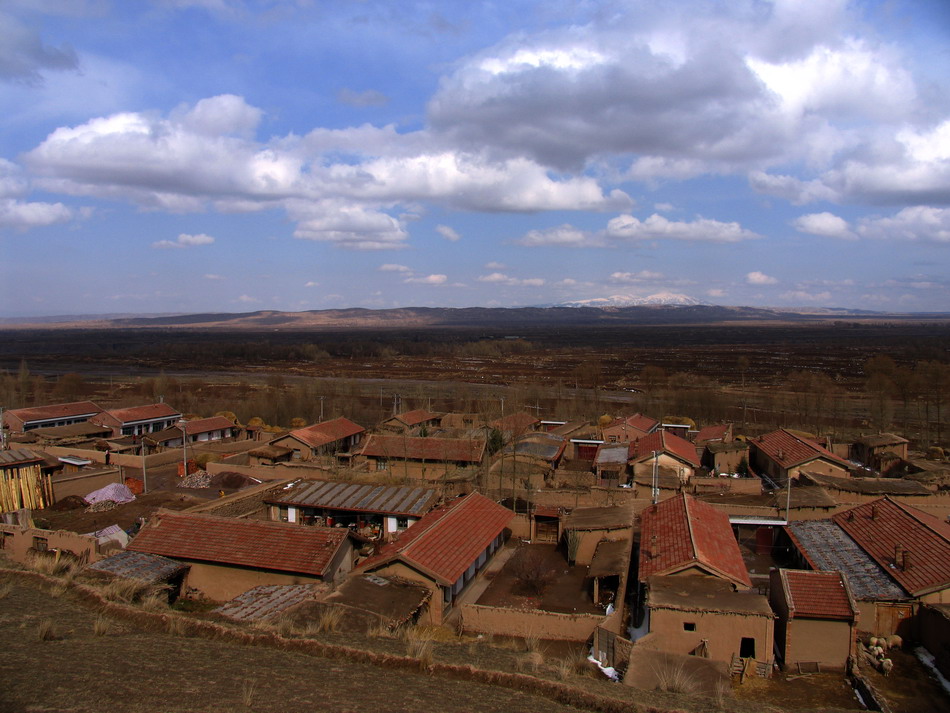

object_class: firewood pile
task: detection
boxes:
[177,471,212,489]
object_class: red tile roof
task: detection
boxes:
[181,415,236,434]
[283,417,365,449]
[390,409,440,426]
[359,434,486,463]
[752,429,849,470]
[695,424,730,443]
[6,401,102,424]
[629,430,701,467]
[833,497,950,597]
[639,493,751,588]
[127,510,349,577]
[491,411,540,433]
[602,413,659,441]
[780,569,857,620]
[357,493,514,585]
[93,403,181,425]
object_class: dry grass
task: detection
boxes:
[276,616,296,637]
[29,554,79,579]
[99,577,155,604]
[555,651,590,681]
[37,618,59,641]
[166,616,187,636]
[140,591,168,611]
[406,637,435,670]
[523,633,541,653]
[517,651,545,673]
[367,619,394,639]
[653,660,699,695]
[93,613,113,637]
[0,582,12,599]
[317,606,344,634]
[241,678,256,708]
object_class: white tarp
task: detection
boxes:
[85,483,136,504]
[83,523,129,548]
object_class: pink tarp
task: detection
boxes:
[84,482,136,504]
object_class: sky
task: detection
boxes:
[1,0,949,317]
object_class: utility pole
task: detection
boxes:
[141,440,148,494]
[319,395,325,422]
[652,451,659,504]
[178,419,188,478]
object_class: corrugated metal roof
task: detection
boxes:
[787,519,907,600]
[87,550,188,584]
[0,448,44,466]
[265,479,438,517]
[213,584,323,621]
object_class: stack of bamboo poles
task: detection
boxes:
[0,464,52,512]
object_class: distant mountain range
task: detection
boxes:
[554,292,708,308]
[3,302,947,331]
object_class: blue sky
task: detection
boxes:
[2,0,949,316]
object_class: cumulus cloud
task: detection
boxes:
[793,212,856,239]
[518,224,599,247]
[404,274,447,285]
[781,290,832,303]
[747,271,778,285]
[857,206,950,243]
[204,273,224,280]
[0,157,74,231]
[152,233,215,249]
[748,171,839,205]
[378,263,411,272]
[606,214,759,243]
[484,261,505,269]
[304,280,318,287]
[436,224,460,241]
[707,288,726,297]
[236,294,258,303]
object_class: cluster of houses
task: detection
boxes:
[1,398,949,692]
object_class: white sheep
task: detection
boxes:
[886,634,902,650]
[881,658,893,677]
[868,636,880,648]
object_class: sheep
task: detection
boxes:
[886,634,903,650]
[881,658,893,677]
[871,645,885,658]
[868,636,881,648]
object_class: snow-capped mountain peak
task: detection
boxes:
[558,292,708,308]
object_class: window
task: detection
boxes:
[683,622,696,632]
[32,536,48,552]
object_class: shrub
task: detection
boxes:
[511,549,556,596]
[317,606,344,634]
[653,660,699,694]
[37,618,59,641]
[93,614,113,637]
[406,638,434,670]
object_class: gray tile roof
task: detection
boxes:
[264,479,438,517]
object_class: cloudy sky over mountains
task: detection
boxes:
[2,0,949,316]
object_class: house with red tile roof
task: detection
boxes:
[127,509,359,601]
[694,423,733,445]
[833,497,950,604]
[3,400,103,433]
[750,428,850,486]
[491,411,540,437]
[628,430,702,489]
[89,403,182,437]
[379,409,442,434]
[354,434,486,481]
[601,413,659,444]
[639,493,751,589]
[268,417,365,462]
[770,569,859,670]
[145,415,238,448]
[354,492,514,623]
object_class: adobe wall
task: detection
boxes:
[52,468,122,500]
[789,459,848,480]
[182,560,325,602]
[691,476,761,495]
[461,603,603,641]
[784,617,852,670]
[918,605,950,679]
[509,513,531,539]
[0,524,101,565]
[205,460,334,481]
[366,561,443,625]
[632,453,693,481]
[573,529,632,567]
[41,445,183,469]
[531,487,647,512]
[645,606,774,665]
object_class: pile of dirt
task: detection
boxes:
[49,495,88,511]
[86,500,117,513]
[208,471,260,490]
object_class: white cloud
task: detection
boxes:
[654,203,674,212]
[0,12,78,84]
[236,294,258,303]
[204,273,224,280]
[781,290,832,303]
[518,224,599,247]
[477,272,545,286]
[484,261,505,269]
[857,206,950,243]
[152,232,215,249]
[793,212,856,239]
[436,224,460,241]
[606,214,759,243]
[747,271,778,285]
[379,263,411,272]
[304,280,318,287]
[707,288,726,297]
[0,157,74,230]
[748,171,839,205]
[610,270,664,283]
[404,274,447,285]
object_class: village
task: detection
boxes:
[1,393,949,712]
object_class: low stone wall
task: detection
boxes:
[41,445,183,470]
[460,603,603,641]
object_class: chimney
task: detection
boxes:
[894,543,902,565]
[903,551,911,570]
[871,504,877,519]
